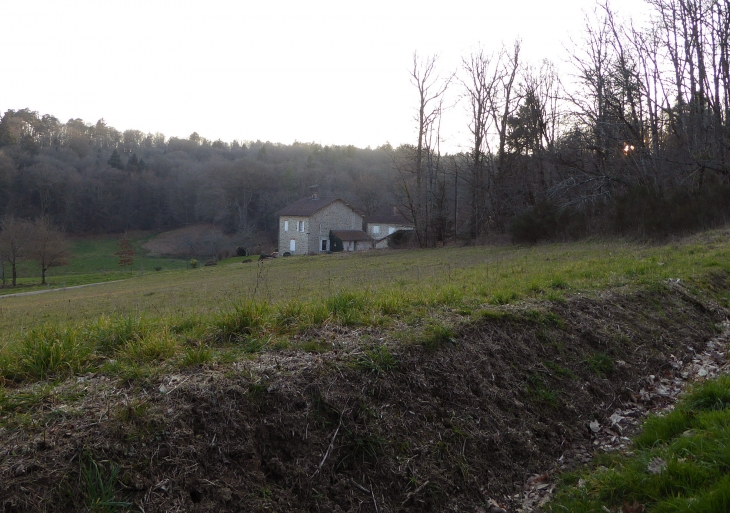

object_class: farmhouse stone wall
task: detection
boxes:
[366,222,413,239]
[279,216,310,255]
[278,200,363,255]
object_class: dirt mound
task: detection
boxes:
[144,225,275,258]
[1,281,727,512]
[142,224,228,258]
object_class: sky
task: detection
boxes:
[1,0,649,152]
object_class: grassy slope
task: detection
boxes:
[0,228,729,511]
[1,233,189,293]
[0,231,728,343]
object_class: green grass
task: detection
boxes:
[355,345,399,376]
[0,233,188,292]
[548,375,730,513]
[0,228,727,387]
[82,453,131,512]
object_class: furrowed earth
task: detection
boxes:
[2,274,728,512]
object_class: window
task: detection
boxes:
[284,220,289,231]
[290,239,296,252]
[372,225,380,234]
[388,226,395,234]
[298,220,305,232]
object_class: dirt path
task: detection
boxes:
[0,280,126,299]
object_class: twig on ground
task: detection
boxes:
[311,413,343,478]
[401,480,430,506]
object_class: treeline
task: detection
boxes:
[0,113,395,238]
[1,0,729,248]
[396,0,730,245]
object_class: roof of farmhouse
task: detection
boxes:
[363,205,413,225]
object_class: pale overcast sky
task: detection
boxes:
[1,0,648,151]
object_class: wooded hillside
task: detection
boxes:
[1,0,729,244]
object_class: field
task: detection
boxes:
[1,233,189,293]
[2,229,729,342]
[1,228,730,512]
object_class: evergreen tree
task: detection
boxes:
[126,152,140,172]
[107,149,124,169]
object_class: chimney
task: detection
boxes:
[310,185,319,200]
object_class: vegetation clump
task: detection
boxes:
[549,376,730,513]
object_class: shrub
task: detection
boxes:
[614,184,730,238]
[189,259,198,268]
[509,201,587,243]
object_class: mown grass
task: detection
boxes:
[0,229,727,386]
[0,233,188,293]
[549,375,730,513]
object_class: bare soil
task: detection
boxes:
[1,276,728,512]
[142,224,272,259]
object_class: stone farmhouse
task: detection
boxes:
[364,206,415,249]
[275,191,372,255]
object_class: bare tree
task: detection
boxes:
[460,41,522,236]
[461,47,499,238]
[0,216,33,286]
[395,53,452,247]
[29,216,70,285]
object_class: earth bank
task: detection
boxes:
[1,276,728,512]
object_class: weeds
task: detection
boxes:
[525,374,558,407]
[489,291,519,305]
[18,325,91,380]
[87,315,150,355]
[82,453,131,512]
[337,426,387,469]
[586,353,615,377]
[115,398,150,423]
[213,300,269,342]
[180,344,212,366]
[419,322,456,350]
[325,291,366,326]
[119,329,177,363]
[355,345,398,376]
[275,300,306,331]
[544,361,578,380]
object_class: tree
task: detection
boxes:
[108,149,124,170]
[461,47,499,238]
[29,216,70,285]
[114,233,135,267]
[0,216,32,286]
[126,153,141,173]
[395,53,452,247]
